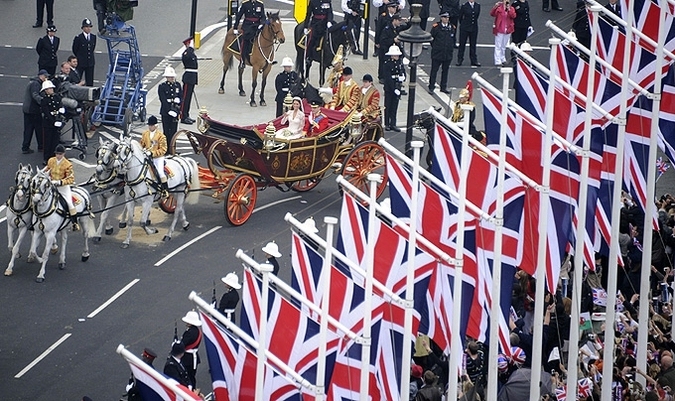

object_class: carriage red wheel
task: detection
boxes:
[340,141,388,199]
[225,174,257,226]
[158,194,177,214]
[290,177,322,192]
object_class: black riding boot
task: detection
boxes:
[69,207,80,231]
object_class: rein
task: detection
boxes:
[257,19,282,65]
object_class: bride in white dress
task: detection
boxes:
[277,97,306,139]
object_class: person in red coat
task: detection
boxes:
[305,101,329,137]
[490,0,516,66]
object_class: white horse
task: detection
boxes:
[92,138,128,242]
[113,137,200,247]
[5,164,35,276]
[27,170,95,283]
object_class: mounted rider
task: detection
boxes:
[140,115,169,197]
[44,144,80,231]
[304,0,334,63]
[234,0,266,69]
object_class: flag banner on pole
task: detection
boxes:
[618,0,675,54]
[657,156,671,178]
[123,360,201,401]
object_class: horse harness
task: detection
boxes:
[256,17,283,66]
[31,175,91,232]
[7,169,33,228]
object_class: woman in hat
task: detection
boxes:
[158,66,182,152]
[218,273,242,323]
[278,97,306,138]
[262,241,282,275]
[180,310,202,389]
[36,25,60,76]
[44,144,80,231]
[139,115,169,196]
[275,57,299,117]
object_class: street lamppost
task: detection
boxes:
[397,3,433,157]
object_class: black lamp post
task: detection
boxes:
[397,4,433,157]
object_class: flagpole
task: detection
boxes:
[316,216,338,401]
[447,104,472,401]
[600,4,636,397]
[637,0,668,385]
[400,141,424,401]
[116,345,200,401]
[527,38,558,401]
[486,67,511,401]
[189,291,318,391]
[359,174,380,401]
[254,262,274,400]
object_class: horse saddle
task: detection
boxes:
[57,193,83,210]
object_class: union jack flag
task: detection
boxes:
[656,66,675,166]
[657,157,671,177]
[578,377,594,399]
[124,359,201,401]
[555,385,567,401]
[618,0,675,54]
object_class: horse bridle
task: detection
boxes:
[114,140,150,187]
[8,168,33,218]
[31,174,60,219]
[95,143,121,186]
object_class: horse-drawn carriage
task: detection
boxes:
[167,103,388,226]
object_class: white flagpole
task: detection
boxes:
[316,216,338,401]
[116,345,199,401]
[567,7,603,400]
[528,38,559,401]
[400,141,424,401]
[601,0,635,393]
[486,67,511,401]
[447,104,472,401]
[637,0,668,385]
[359,174,380,401]
[254,262,274,400]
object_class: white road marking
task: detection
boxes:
[155,226,222,266]
[252,195,302,213]
[87,278,140,318]
[14,333,72,378]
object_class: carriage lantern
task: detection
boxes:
[263,122,276,157]
[349,113,363,139]
[283,92,293,113]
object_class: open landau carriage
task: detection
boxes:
[166,101,388,225]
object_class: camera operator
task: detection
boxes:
[342,0,364,54]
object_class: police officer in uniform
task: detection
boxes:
[218,273,242,323]
[36,25,60,76]
[511,0,531,46]
[158,66,182,153]
[164,343,192,389]
[304,0,334,62]
[274,57,299,117]
[40,79,66,164]
[234,0,266,69]
[382,45,405,132]
[181,38,198,125]
[456,0,481,67]
[374,2,399,60]
[342,0,364,55]
[179,311,202,389]
[72,19,97,86]
[377,13,403,83]
[429,13,455,93]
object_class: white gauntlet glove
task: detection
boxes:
[233,29,239,35]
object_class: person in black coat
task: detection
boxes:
[33,0,54,28]
[125,348,157,401]
[374,2,401,58]
[40,79,65,163]
[456,0,481,67]
[604,0,621,25]
[438,0,461,27]
[262,241,282,276]
[417,0,432,31]
[382,45,405,132]
[158,66,182,152]
[36,26,60,76]
[542,0,562,12]
[510,0,530,45]
[163,343,192,389]
[22,71,49,154]
[304,0,334,62]
[218,273,242,323]
[572,0,591,50]
[429,13,455,93]
[72,19,97,86]
[274,57,298,117]
[93,0,108,34]
[180,38,198,125]
[234,0,266,67]
[377,14,403,82]
[179,311,202,389]
[342,0,364,54]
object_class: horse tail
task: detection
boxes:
[186,158,201,205]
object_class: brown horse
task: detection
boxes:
[218,12,285,107]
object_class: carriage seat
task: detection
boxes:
[252,100,349,139]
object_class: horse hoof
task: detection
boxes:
[239,91,246,97]
[93,236,101,243]
[58,263,66,270]
[105,227,113,235]
[121,243,129,249]
[146,219,151,225]
[218,88,224,94]
[250,102,257,107]
[4,270,13,276]
[27,255,36,263]
[81,255,89,262]
[183,222,190,231]
[119,222,127,228]
[35,277,45,283]
[162,235,171,241]
[260,100,267,107]
[50,247,59,255]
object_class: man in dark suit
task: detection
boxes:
[604,0,621,24]
[163,343,192,388]
[72,19,97,86]
[33,0,54,28]
[457,0,481,67]
[36,26,60,76]
[180,38,198,125]
[429,13,455,93]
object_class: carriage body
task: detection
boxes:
[170,105,386,225]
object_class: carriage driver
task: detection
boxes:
[45,144,80,231]
[140,115,169,197]
[234,0,266,69]
[304,0,334,63]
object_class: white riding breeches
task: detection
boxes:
[153,156,166,180]
[56,185,75,210]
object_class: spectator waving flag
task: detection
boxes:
[555,385,567,401]
[578,377,594,399]
[657,156,671,180]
